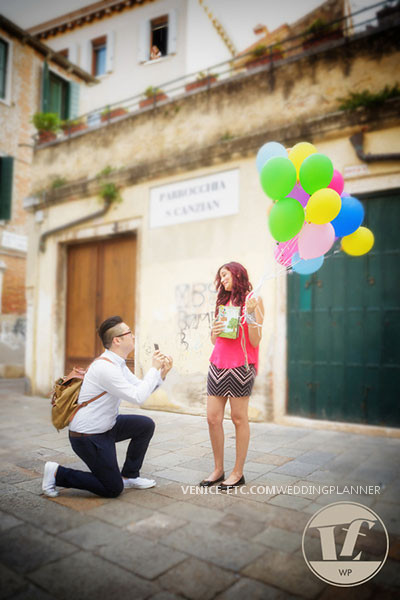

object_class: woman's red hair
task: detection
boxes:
[214,261,253,316]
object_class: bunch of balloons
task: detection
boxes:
[256,141,374,275]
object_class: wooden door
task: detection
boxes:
[65,235,136,373]
[287,190,400,427]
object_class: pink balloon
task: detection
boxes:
[274,238,299,266]
[328,170,344,195]
[286,183,310,208]
[298,223,335,259]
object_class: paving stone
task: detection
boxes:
[144,452,192,468]
[153,466,209,484]
[254,526,302,553]
[0,487,93,534]
[29,550,157,599]
[4,583,56,600]
[267,494,312,511]
[98,533,187,579]
[295,451,337,465]
[252,473,300,486]
[213,511,267,541]
[60,520,132,551]
[126,511,187,540]
[0,524,76,574]
[157,556,236,600]
[162,522,265,571]
[271,447,307,458]
[216,577,296,600]
[0,563,26,600]
[242,547,325,598]
[120,489,175,510]
[272,461,321,478]
[0,510,23,532]
[87,498,154,527]
[252,454,294,466]
[149,593,185,600]
[153,482,194,501]
[160,500,225,525]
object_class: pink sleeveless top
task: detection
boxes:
[210,303,259,373]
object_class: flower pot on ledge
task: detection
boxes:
[302,30,343,51]
[139,94,168,108]
[185,76,217,92]
[62,122,87,135]
[37,130,57,144]
[245,52,283,70]
[101,107,128,122]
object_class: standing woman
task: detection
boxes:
[200,261,264,490]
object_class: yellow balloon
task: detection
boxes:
[288,142,317,178]
[306,188,341,224]
[342,227,374,256]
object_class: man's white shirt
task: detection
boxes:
[69,349,163,434]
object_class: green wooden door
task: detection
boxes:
[287,189,400,427]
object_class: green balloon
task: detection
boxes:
[268,197,305,242]
[299,153,334,195]
[260,157,297,201]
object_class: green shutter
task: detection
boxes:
[68,81,80,119]
[41,61,50,112]
[0,39,8,99]
[0,157,14,221]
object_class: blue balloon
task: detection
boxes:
[331,195,364,237]
[256,142,287,173]
[292,252,324,275]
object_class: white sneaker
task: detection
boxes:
[123,476,156,489]
[42,461,59,497]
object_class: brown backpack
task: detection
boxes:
[51,357,112,431]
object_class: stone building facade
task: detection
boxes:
[26,19,400,433]
[0,15,95,377]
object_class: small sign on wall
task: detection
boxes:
[1,231,27,252]
[150,169,239,228]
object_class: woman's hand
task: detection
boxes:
[211,319,225,344]
[246,296,261,314]
[246,296,264,347]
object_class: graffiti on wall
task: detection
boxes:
[175,283,216,349]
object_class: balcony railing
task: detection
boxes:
[34,1,400,146]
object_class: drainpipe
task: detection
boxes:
[39,198,113,252]
[350,131,400,162]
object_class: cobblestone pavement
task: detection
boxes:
[0,378,399,600]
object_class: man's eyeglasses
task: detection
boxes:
[115,330,134,338]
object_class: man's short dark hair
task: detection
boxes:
[98,316,123,349]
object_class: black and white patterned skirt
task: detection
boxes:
[207,363,257,398]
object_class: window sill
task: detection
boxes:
[0,97,11,107]
[141,54,175,66]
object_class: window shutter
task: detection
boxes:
[138,20,150,62]
[106,31,115,72]
[0,156,14,221]
[68,43,78,64]
[68,81,80,119]
[0,40,7,99]
[81,39,92,73]
[168,9,177,54]
[41,61,50,112]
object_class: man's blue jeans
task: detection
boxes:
[55,415,155,497]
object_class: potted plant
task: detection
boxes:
[245,43,284,69]
[101,106,128,122]
[302,18,343,50]
[139,86,168,108]
[32,112,60,143]
[61,117,87,135]
[185,71,218,92]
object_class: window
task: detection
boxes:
[0,38,8,100]
[150,15,168,58]
[48,72,69,120]
[0,156,14,221]
[92,36,107,76]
